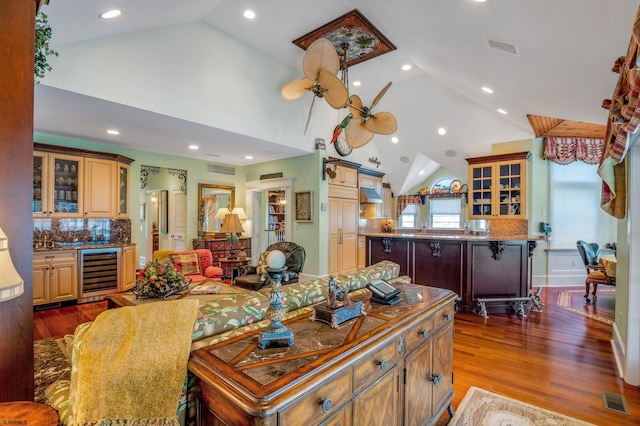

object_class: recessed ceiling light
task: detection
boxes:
[445,149,457,157]
[245,155,253,160]
[497,109,508,115]
[391,136,399,143]
[418,170,425,176]
[481,86,494,94]
[243,9,256,19]
[438,128,446,135]
[402,64,412,71]
[473,0,489,3]
[188,145,199,150]
[106,129,120,135]
[352,81,361,87]
[99,9,121,19]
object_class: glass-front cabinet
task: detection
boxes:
[467,151,529,220]
[117,164,129,218]
[33,151,83,218]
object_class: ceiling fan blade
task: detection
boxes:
[364,111,397,135]
[348,94,365,119]
[302,38,340,82]
[318,70,348,109]
[370,82,393,110]
[281,77,313,100]
[303,95,316,135]
[345,121,374,148]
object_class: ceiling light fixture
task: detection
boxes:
[497,109,508,115]
[473,0,489,3]
[245,155,253,160]
[99,9,121,19]
[188,145,199,150]
[402,64,412,71]
[352,81,361,87]
[438,128,446,135]
[391,136,399,143]
[243,9,256,19]
[481,86,494,94]
[106,129,120,135]
[418,170,425,176]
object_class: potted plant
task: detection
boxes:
[35,11,58,83]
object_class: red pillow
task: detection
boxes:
[169,253,201,276]
[204,266,223,279]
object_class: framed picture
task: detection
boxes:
[295,191,313,222]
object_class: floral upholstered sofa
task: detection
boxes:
[46,260,407,425]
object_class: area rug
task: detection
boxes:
[34,338,70,404]
[449,387,595,426]
[556,288,615,325]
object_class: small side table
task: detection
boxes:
[0,401,59,425]
[219,257,251,285]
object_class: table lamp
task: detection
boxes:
[213,207,231,238]
[0,227,24,302]
[220,213,244,259]
[258,250,294,349]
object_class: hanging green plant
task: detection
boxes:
[35,12,58,83]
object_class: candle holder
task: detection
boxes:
[258,251,294,349]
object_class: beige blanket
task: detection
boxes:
[71,299,199,425]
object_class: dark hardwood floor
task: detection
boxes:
[34,287,639,425]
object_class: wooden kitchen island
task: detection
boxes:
[364,233,541,317]
[188,284,457,426]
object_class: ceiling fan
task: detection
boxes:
[344,81,398,148]
[281,38,349,133]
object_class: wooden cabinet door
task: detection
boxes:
[341,166,358,187]
[32,260,50,305]
[357,236,366,269]
[121,245,136,291]
[84,158,116,217]
[432,324,454,418]
[329,198,358,275]
[412,240,464,295]
[328,198,341,276]
[352,368,399,426]
[341,233,358,273]
[404,340,433,426]
[51,262,77,302]
[382,187,392,218]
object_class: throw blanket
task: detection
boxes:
[70,299,199,425]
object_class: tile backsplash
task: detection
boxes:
[33,218,131,248]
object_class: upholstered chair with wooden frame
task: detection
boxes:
[576,240,615,303]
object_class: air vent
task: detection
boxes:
[207,164,235,176]
[487,38,519,55]
[601,391,630,415]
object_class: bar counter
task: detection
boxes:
[361,232,542,316]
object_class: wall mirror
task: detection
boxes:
[198,183,235,237]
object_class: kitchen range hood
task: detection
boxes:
[359,187,383,204]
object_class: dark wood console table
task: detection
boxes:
[188,284,457,426]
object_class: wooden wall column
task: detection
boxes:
[0,0,36,401]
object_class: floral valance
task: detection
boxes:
[543,137,604,165]
[397,195,422,216]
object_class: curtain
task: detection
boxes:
[543,137,604,165]
[396,195,421,217]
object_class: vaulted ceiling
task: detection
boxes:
[33,1,638,194]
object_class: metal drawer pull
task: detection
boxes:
[428,373,442,385]
[318,397,332,413]
[443,313,452,321]
[376,359,388,370]
[418,329,429,338]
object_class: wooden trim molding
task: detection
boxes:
[34,142,135,164]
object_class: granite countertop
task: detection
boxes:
[359,232,543,241]
[33,242,134,252]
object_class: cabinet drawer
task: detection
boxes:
[237,239,251,250]
[434,303,455,332]
[405,315,434,354]
[353,337,400,392]
[280,370,352,425]
[206,241,226,251]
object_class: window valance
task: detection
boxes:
[543,137,604,165]
[397,195,422,216]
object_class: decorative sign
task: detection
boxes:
[368,157,381,168]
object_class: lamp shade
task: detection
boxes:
[0,228,24,302]
[220,214,245,234]
[214,207,231,219]
[231,207,248,220]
